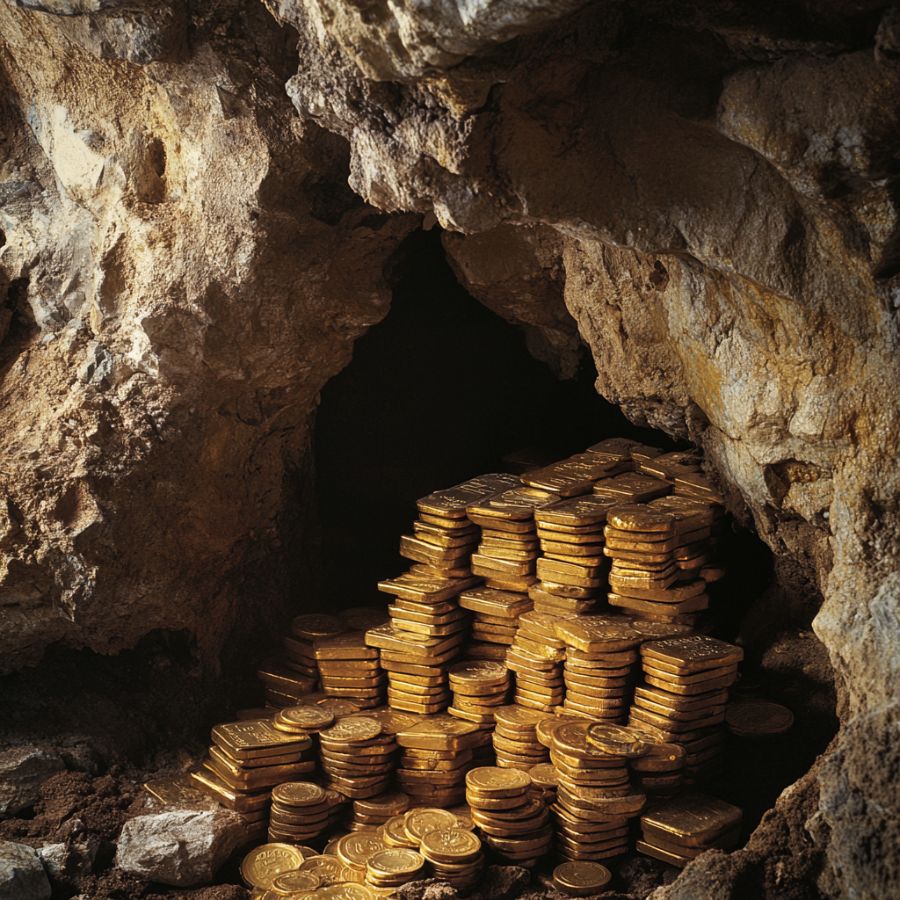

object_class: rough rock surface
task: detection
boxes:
[0,747,64,817]
[1,0,899,899]
[114,808,246,887]
[0,841,51,900]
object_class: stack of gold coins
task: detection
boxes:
[319,716,398,800]
[506,611,569,711]
[647,495,722,587]
[603,504,710,625]
[551,859,612,896]
[278,613,347,702]
[466,767,552,868]
[527,762,558,806]
[346,790,410,833]
[459,587,532,659]
[628,739,686,797]
[448,660,510,727]
[365,847,426,891]
[554,615,643,723]
[492,705,549,769]
[467,486,557,593]
[395,716,482,807]
[549,721,647,861]
[368,570,477,714]
[419,827,484,890]
[268,782,341,845]
[629,635,742,783]
[272,703,335,738]
[636,793,742,867]
[532,495,619,615]
[411,473,520,575]
[314,632,386,710]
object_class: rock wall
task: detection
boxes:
[1,0,899,897]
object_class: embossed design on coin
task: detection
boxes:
[320,716,383,743]
[240,843,305,889]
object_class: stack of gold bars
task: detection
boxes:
[161,435,798,897]
[459,586,531,660]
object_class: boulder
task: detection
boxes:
[114,808,246,887]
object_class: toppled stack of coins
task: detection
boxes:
[330,832,388,885]
[368,569,476,714]
[533,495,617,615]
[192,720,316,839]
[629,635,742,783]
[506,611,568,711]
[395,716,482,807]
[271,700,337,739]
[268,782,342,845]
[549,722,647,862]
[319,715,399,800]
[492,705,549,770]
[459,587,532,660]
[466,767,553,868]
[637,793,741,867]
[448,659,510,730]
[419,827,485,890]
[555,615,643,723]
[467,485,555,593]
[314,631,385,710]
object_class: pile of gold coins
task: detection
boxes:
[166,437,804,897]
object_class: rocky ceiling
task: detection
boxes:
[1,0,898,896]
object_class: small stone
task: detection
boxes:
[114,808,246,887]
[0,747,65,818]
[479,865,532,899]
[0,841,51,900]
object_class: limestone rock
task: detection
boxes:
[114,808,246,887]
[0,842,51,900]
[0,746,65,817]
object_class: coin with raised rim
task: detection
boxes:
[240,843,305,889]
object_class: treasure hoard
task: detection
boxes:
[152,437,795,897]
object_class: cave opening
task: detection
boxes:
[299,228,836,870]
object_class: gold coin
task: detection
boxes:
[297,854,347,885]
[318,885,377,899]
[278,705,336,730]
[335,833,385,869]
[270,870,322,893]
[725,700,794,737]
[465,767,531,795]
[321,716,383,743]
[403,808,459,842]
[366,848,425,878]
[585,723,650,758]
[241,843,306,889]
[419,828,481,863]
[292,613,346,639]
[552,860,612,895]
[271,782,327,808]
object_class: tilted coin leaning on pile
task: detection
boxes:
[145,437,796,897]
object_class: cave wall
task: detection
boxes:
[2,0,899,897]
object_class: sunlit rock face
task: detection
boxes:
[2,0,899,896]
